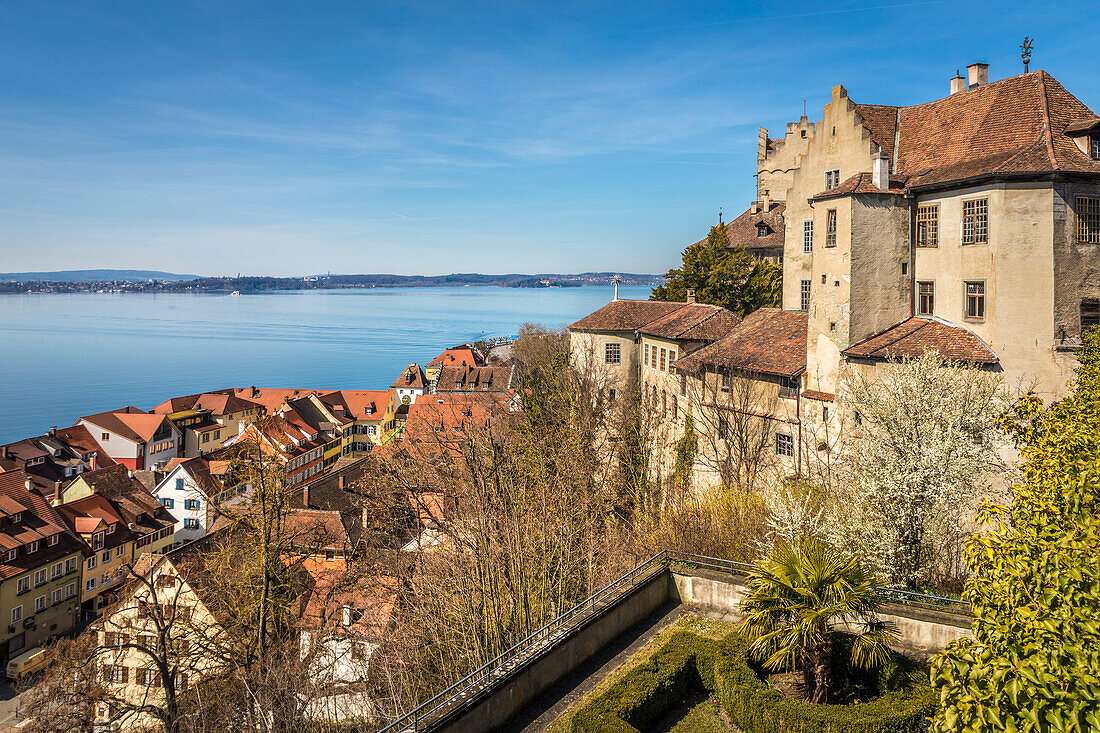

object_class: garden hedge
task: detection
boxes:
[565,630,936,733]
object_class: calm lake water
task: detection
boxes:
[0,286,650,444]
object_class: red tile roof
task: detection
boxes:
[691,202,786,252]
[637,303,741,342]
[568,299,685,332]
[852,71,1100,190]
[672,309,808,378]
[841,316,998,364]
[80,407,173,444]
[427,346,485,369]
[0,471,83,581]
[390,365,427,390]
[812,172,907,201]
[434,365,516,393]
[801,390,835,402]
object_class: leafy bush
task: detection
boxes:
[563,630,934,733]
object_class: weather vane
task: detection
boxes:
[1021,36,1033,73]
[718,206,723,224]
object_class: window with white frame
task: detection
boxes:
[16,577,29,595]
[803,219,813,253]
[47,534,58,546]
[34,569,46,587]
[962,199,988,244]
[34,595,45,613]
[659,348,667,371]
[824,170,840,189]
[66,582,76,598]
[800,280,811,312]
[51,562,62,579]
[11,605,22,623]
[826,209,837,247]
[86,578,96,592]
[604,342,621,364]
[775,433,794,457]
[1092,137,1100,161]
[51,588,62,605]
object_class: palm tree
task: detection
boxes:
[739,540,898,703]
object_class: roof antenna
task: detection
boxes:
[1021,36,1033,73]
[718,207,723,225]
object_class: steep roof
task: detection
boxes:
[637,303,741,341]
[319,390,390,422]
[69,464,176,533]
[693,202,786,252]
[568,299,690,332]
[434,365,516,393]
[672,309,808,378]
[851,71,1100,190]
[0,471,84,581]
[841,316,999,364]
[80,407,172,444]
[390,364,427,390]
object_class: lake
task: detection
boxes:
[0,286,651,444]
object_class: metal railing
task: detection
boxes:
[377,548,969,732]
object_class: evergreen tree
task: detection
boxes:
[651,222,781,315]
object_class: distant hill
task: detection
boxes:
[0,269,201,282]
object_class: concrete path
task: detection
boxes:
[500,603,689,733]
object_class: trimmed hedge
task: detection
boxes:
[564,630,935,733]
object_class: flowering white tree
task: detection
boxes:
[829,354,1011,589]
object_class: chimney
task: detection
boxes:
[24,477,33,492]
[750,200,760,215]
[950,70,966,95]
[338,475,345,490]
[53,481,62,504]
[49,426,57,438]
[686,289,696,304]
[872,149,890,190]
[967,62,989,88]
[302,484,309,508]
[251,386,258,398]
[761,189,771,212]
[89,452,97,470]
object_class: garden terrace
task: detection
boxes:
[378,551,970,733]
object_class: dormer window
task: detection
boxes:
[5,550,16,562]
[757,224,770,237]
[1092,136,1100,161]
[27,541,39,554]
[11,513,21,524]
[93,531,105,550]
[106,523,116,535]
[47,534,58,547]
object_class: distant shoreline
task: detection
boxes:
[0,271,663,294]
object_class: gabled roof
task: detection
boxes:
[672,308,808,378]
[0,472,82,580]
[841,316,999,364]
[80,407,172,444]
[850,71,1100,190]
[318,390,390,422]
[427,346,485,369]
[68,464,175,532]
[152,390,262,416]
[637,303,741,342]
[434,365,516,394]
[390,364,427,390]
[231,387,328,414]
[162,457,226,499]
[568,299,685,332]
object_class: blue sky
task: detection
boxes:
[1,1,1097,277]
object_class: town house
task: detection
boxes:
[0,472,84,666]
[79,408,181,471]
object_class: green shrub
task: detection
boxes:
[714,634,936,733]
[564,630,935,733]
